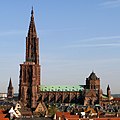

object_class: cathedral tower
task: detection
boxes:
[86,72,100,90]
[84,72,101,105]
[19,8,40,109]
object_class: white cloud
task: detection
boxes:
[65,43,120,48]
[64,35,120,48]
[79,35,120,42]
[100,0,120,8]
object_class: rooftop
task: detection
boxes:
[40,85,84,92]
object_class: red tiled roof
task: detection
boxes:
[56,111,70,117]
[65,115,79,120]
[0,114,7,118]
[112,98,120,101]
[0,118,9,120]
[0,109,9,120]
[55,112,80,120]
[0,110,4,113]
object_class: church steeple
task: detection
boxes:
[7,78,14,99]
[8,78,13,89]
[26,7,39,64]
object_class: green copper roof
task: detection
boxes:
[40,85,84,92]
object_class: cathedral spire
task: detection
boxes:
[28,7,37,37]
[26,7,39,64]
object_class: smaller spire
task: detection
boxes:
[107,84,110,90]
[8,77,13,89]
[7,77,14,99]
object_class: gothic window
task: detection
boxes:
[23,69,26,83]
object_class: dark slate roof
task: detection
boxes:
[88,72,99,80]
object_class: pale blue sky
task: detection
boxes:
[0,0,120,94]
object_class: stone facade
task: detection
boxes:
[39,91,83,104]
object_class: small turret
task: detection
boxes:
[107,84,111,100]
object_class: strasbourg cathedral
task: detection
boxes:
[17,8,112,111]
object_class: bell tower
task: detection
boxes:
[19,8,40,109]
